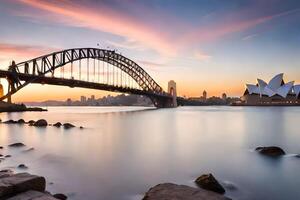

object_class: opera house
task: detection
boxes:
[241,73,300,105]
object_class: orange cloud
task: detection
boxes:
[0,43,57,68]
[16,0,177,56]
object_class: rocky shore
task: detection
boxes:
[0,170,67,200]
[0,101,47,113]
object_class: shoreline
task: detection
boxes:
[0,101,47,113]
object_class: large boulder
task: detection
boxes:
[143,183,230,200]
[195,174,225,194]
[63,123,75,129]
[33,119,48,127]
[6,190,58,200]
[0,173,46,198]
[0,169,13,178]
[255,146,285,157]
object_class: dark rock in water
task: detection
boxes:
[23,147,35,152]
[4,119,17,124]
[0,146,3,149]
[255,146,285,157]
[17,119,26,124]
[295,154,300,158]
[53,193,68,200]
[0,154,2,157]
[195,174,225,194]
[28,120,35,126]
[143,183,230,200]
[53,122,62,128]
[33,119,48,127]
[0,173,46,197]
[5,155,11,158]
[18,164,28,169]
[63,123,75,129]
[9,142,25,147]
[79,126,83,129]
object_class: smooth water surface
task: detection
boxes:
[0,106,300,200]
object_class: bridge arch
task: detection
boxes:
[0,48,176,107]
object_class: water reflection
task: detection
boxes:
[0,106,300,200]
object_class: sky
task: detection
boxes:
[0,0,299,102]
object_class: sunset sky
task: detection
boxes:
[0,0,299,102]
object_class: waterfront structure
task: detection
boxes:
[241,73,300,105]
[168,80,177,107]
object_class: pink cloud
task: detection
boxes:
[15,0,178,55]
[0,43,57,67]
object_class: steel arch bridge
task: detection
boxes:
[0,48,177,108]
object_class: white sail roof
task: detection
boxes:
[268,73,283,91]
[277,81,294,98]
[245,73,299,99]
[294,85,300,97]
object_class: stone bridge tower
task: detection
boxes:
[168,80,177,107]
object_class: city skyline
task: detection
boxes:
[0,0,300,101]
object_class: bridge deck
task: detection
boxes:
[0,70,171,99]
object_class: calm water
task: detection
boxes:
[0,106,300,200]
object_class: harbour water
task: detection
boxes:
[0,106,300,200]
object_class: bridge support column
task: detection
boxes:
[168,80,177,107]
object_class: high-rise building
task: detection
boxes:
[91,95,95,101]
[203,90,207,100]
[222,93,227,101]
[66,98,72,106]
[80,96,86,103]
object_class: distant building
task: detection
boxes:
[80,96,86,103]
[241,73,300,105]
[222,93,227,101]
[91,95,95,101]
[203,90,207,100]
[66,98,72,106]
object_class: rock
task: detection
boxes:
[23,148,35,153]
[28,120,35,126]
[255,146,285,157]
[295,154,300,158]
[33,119,48,127]
[9,143,25,147]
[17,119,26,124]
[63,123,75,129]
[79,126,83,129]
[0,154,2,157]
[5,155,12,158]
[0,169,13,178]
[6,190,58,200]
[195,174,225,194]
[4,120,17,124]
[0,173,46,198]
[143,183,230,200]
[53,122,62,128]
[53,193,68,200]
[18,164,28,169]
[0,146,4,149]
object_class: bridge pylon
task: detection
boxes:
[168,80,177,107]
